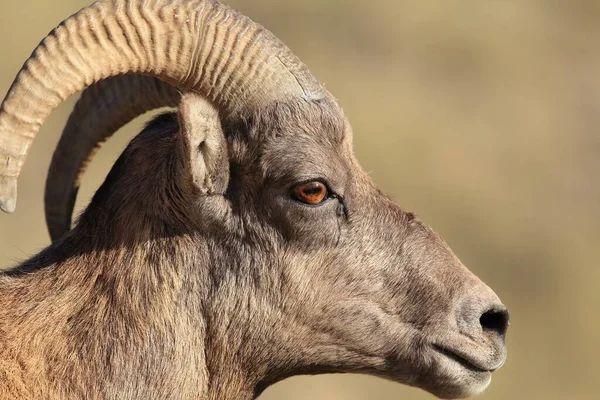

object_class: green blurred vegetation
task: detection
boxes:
[1,1,599,399]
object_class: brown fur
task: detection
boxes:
[0,95,507,399]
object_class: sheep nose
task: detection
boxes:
[457,286,509,341]
[479,305,509,340]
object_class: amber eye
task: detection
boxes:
[293,181,329,205]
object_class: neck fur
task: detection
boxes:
[0,231,274,400]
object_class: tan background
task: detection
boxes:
[1,1,598,399]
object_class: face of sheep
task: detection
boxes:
[92,93,508,399]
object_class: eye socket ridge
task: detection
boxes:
[291,179,338,206]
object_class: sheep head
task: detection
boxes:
[0,1,508,398]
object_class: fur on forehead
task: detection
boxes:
[234,96,349,145]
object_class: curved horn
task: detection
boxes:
[0,0,326,213]
[45,75,180,241]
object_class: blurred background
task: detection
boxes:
[1,0,598,399]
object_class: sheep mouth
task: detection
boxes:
[432,345,494,374]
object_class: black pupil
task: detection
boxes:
[303,183,324,195]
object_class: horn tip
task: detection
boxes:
[0,178,17,213]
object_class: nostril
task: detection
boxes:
[480,308,510,339]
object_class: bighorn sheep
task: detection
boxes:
[0,1,509,399]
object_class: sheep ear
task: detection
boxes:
[177,93,229,195]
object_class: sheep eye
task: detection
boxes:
[292,181,329,205]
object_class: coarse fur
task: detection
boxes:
[0,94,508,399]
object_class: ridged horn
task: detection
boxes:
[45,75,180,241]
[0,0,326,213]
